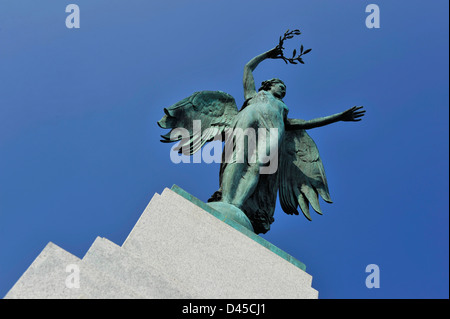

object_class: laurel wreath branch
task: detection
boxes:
[273,29,312,65]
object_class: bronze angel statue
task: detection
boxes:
[158,30,365,234]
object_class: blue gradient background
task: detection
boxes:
[0,0,448,298]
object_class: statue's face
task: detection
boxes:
[270,82,286,99]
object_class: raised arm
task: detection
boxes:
[243,47,281,100]
[286,106,365,130]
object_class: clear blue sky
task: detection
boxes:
[0,0,448,299]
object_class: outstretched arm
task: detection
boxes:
[243,47,282,100]
[286,106,365,130]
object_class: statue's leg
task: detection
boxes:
[219,162,244,204]
[220,162,260,209]
[230,163,260,207]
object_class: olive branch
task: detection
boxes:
[274,29,312,65]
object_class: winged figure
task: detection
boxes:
[157,43,365,234]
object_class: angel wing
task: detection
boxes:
[157,91,238,155]
[278,129,333,221]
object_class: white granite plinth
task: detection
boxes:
[4,186,318,299]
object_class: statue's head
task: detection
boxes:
[259,78,286,99]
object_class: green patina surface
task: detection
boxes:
[170,184,307,272]
[158,43,365,234]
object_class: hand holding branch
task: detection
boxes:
[269,29,312,65]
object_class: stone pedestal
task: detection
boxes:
[4,185,318,299]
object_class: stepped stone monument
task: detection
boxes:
[5,29,365,300]
[4,185,318,299]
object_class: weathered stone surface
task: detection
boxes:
[82,236,194,298]
[4,186,318,299]
[123,188,317,299]
[4,242,140,299]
